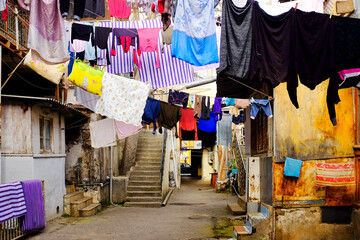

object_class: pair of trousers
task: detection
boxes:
[60,0,85,18]
[250,99,273,119]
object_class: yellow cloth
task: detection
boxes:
[24,49,69,84]
[68,60,104,96]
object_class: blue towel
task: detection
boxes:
[284,157,303,178]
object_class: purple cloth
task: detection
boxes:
[213,97,222,121]
[112,28,139,52]
[21,180,45,231]
[168,89,189,109]
[0,182,27,223]
[27,0,69,63]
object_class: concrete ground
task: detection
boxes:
[26,177,244,240]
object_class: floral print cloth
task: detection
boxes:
[95,72,149,126]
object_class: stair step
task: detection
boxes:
[136,162,161,166]
[131,171,160,176]
[233,226,251,239]
[136,157,162,161]
[136,148,162,152]
[238,195,247,210]
[79,203,101,217]
[124,202,162,208]
[248,212,267,228]
[127,191,162,197]
[64,191,84,204]
[126,196,162,202]
[71,197,93,217]
[130,176,160,181]
[127,186,161,191]
[228,203,246,216]
[135,166,160,171]
[128,180,161,186]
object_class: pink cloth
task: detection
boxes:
[235,99,250,109]
[108,0,131,19]
[137,28,161,69]
[70,39,86,53]
[338,68,360,81]
[115,120,142,139]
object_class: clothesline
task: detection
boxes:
[227,75,274,100]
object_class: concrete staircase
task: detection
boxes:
[124,131,163,208]
[63,191,101,217]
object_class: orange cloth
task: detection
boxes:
[179,108,198,140]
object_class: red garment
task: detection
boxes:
[179,108,198,140]
[2,5,8,21]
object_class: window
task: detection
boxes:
[251,110,269,156]
[40,117,52,152]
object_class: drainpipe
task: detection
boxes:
[110,145,113,204]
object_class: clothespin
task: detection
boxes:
[294,3,298,12]
[330,7,334,18]
[268,96,275,101]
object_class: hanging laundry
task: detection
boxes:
[249,2,294,87]
[70,40,86,53]
[108,0,131,18]
[219,0,252,78]
[193,94,202,119]
[232,112,245,125]
[171,0,177,21]
[94,27,112,65]
[250,99,273,119]
[179,108,198,140]
[60,0,86,20]
[111,28,139,60]
[89,118,117,148]
[11,0,29,11]
[2,4,8,21]
[338,69,360,85]
[226,98,235,106]
[71,23,93,43]
[85,33,96,61]
[316,163,355,187]
[115,120,142,139]
[97,19,193,88]
[198,112,217,133]
[159,0,171,30]
[161,26,173,52]
[95,72,149,126]
[23,49,69,84]
[137,28,161,69]
[21,180,45,231]
[0,182,27,223]
[187,94,194,109]
[142,97,161,134]
[217,114,232,146]
[168,89,189,109]
[201,96,211,120]
[27,0,69,63]
[68,60,104,95]
[68,47,75,75]
[158,101,182,135]
[0,0,6,11]
[84,0,105,18]
[289,10,334,108]
[172,0,219,66]
[284,157,303,178]
[327,16,360,126]
[198,129,216,148]
[235,99,250,109]
[126,0,155,15]
[74,86,100,112]
[213,97,223,121]
[181,130,196,140]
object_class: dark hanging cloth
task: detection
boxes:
[249,2,295,87]
[142,97,161,134]
[83,0,105,18]
[94,27,112,64]
[60,0,86,20]
[158,102,182,135]
[168,89,189,109]
[71,23,93,43]
[327,16,360,126]
[288,10,334,108]
[216,72,258,98]
[201,96,210,120]
[198,129,216,149]
[181,130,196,141]
[219,0,253,79]
[232,112,246,124]
[160,0,172,31]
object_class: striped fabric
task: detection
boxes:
[0,182,27,223]
[21,180,45,231]
[316,163,356,187]
[97,19,194,89]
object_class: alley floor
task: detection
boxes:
[26,177,242,240]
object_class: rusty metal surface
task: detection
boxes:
[273,157,356,206]
[274,81,356,161]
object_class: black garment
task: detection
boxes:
[60,0,86,19]
[94,27,112,65]
[201,96,210,120]
[198,129,216,149]
[181,130,196,141]
[71,23,93,43]
[158,102,182,136]
[249,2,294,87]
[232,112,245,124]
[327,16,360,125]
[289,10,334,108]
[83,0,105,18]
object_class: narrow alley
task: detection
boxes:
[27,178,242,240]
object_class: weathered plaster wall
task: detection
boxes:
[201,150,214,182]
[275,207,353,240]
[2,103,32,154]
[162,131,170,196]
[120,133,139,175]
[274,81,356,161]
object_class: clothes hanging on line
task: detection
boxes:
[21,180,45,231]
[193,94,202,119]
[0,182,27,223]
[158,101,182,135]
[198,129,216,149]
[181,130,196,141]
[250,98,273,119]
[225,98,235,106]
[137,28,162,69]
[201,96,211,120]
[219,0,253,79]
[316,163,355,187]
[160,0,171,30]
[213,97,223,121]
[168,89,189,109]
[94,27,112,65]
[284,157,303,178]
[111,28,139,56]
[198,112,217,133]
[142,97,161,134]
[232,112,245,124]
[115,120,142,139]
[89,118,117,148]
[179,108,198,140]
[235,98,250,109]
[108,0,131,18]
[172,0,219,66]
[71,23,93,43]
[84,0,106,18]
[60,0,86,20]
[74,86,100,112]
[217,114,232,146]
